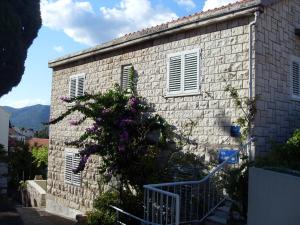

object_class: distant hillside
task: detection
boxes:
[3,104,50,131]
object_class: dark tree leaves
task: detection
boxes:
[0,0,42,97]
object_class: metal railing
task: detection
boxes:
[112,139,253,225]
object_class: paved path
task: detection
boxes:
[0,197,24,225]
[0,195,76,225]
[16,207,76,225]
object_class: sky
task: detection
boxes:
[0,0,237,108]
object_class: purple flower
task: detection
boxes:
[127,97,139,114]
[118,144,125,152]
[96,118,102,124]
[119,131,129,142]
[73,155,89,174]
[119,119,136,127]
[128,97,138,107]
[70,120,79,126]
[86,124,98,134]
[102,108,112,114]
[60,96,71,102]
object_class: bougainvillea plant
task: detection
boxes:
[48,67,171,192]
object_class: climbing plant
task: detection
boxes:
[225,85,257,141]
[48,66,172,193]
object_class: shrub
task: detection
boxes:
[255,128,300,172]
[87,191,119,225]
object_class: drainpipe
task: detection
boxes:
[248,11,259,160]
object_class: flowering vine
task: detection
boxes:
[48,67,171,191]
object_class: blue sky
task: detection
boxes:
[0,0,235,108]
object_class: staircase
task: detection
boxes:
[204,200,232,225]
[111,139,253,225]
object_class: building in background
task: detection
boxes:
[0,107,9,193]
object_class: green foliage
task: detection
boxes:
[255,128,300,172]
[8,142,48,189]
[165,151,207,181]
[225,85,257,141]
[31,146,48,168]
[87,191,119,225]
[223,156,251,216]
[18,180,27,191]
[34,126,49,138]
[8,142,32,189]
[225,129,300,217]
[0,0,41,97]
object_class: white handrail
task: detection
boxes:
[110,205,160,225]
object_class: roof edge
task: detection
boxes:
[49,0,266,68]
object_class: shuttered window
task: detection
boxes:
[291,56,300,100]
[292,60,300,97]
[69,74,85,98]
[65,151,81,186]
[121,65,132,91]
[167,49,200,96]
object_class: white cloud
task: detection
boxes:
[203,0,237,11]
[174,0,196,10]
[2,99,49,108]
[53,45,64,52]
[41,0,178,46]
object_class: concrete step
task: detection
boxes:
[204,200,232,225]
[205,215,227,225]
[213,209,229,218]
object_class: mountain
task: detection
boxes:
[2,104,50,131]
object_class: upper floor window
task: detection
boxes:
[291,56,300,100]
[69,74,85,98]
[167,49,200,96]
[121,64,132,91]
[65,149,81,186]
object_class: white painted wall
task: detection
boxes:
[0,107,9,150]
[248,167,300,225]
[0,107,9,193]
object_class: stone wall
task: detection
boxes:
[26,180,46,208]
[254,0,300,154]
[48,16,253,213]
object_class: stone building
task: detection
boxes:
[47,0,300,218]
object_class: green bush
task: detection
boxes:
[86,191,119,225]
[255,128,300,172]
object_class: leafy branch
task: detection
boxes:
[225,85,257,141]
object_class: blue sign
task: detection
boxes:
[218,149,239,164]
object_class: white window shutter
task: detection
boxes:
[70,78,77,98]
[65,153,73,183]
[292,61,300,96]
[121,65,131,90]
[72,154,81,186]
[168,55,182,93]
[77,76,85,97]
[184,52,198,91]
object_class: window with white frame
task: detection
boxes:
[291,56,300,100]
[121,64,132,91]
[167,49,200,96]
[69,74,85,98]
[65,150,81,186]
